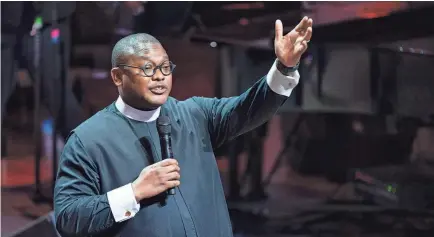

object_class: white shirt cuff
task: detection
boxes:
[107,183,141,223]
[266,60,300,97]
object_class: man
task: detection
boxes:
[54,17,313,237]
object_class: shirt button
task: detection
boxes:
[125,211,131,217]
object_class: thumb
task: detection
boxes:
[275,19,283,41]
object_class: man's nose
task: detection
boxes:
[152,68,164,81]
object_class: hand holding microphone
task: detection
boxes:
[132,116,178,201]
[132,158,180,202]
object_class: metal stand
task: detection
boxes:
[217,45,244,200]
[33,3,66,205]
[51,40,66,198]
[33,28,44,201]
[239,123,268,201]
[262,114,305,188]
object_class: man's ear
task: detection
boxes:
[111,68,123,86]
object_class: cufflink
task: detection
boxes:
[125,211,131,217]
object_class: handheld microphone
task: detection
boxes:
[157,116,176,195]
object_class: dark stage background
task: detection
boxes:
[2,2,434,237]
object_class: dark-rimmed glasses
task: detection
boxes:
[117,61,176,77]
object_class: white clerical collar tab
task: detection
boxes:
[115,96,160,122]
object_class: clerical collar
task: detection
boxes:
[115,96,160,122]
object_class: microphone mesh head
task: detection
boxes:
[157,116,171,134]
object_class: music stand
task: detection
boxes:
[32,3,67,205]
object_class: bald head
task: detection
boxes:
[111,33,161,67]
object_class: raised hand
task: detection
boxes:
[274,16,313,67]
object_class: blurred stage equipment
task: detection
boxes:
[132,2,299,40]
[1,1,24,157]
[351,124,434,211]
[265,45,434,187]
[5,212,60,237]
[130,2,194,37]
[191,2,434,190]
[32,2,74,205]
[190,5,434,234]
[192,4,434,115]
[352,164,434,210]
[31,12,44,202]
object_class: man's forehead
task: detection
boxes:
[125,42,168,62]
[135,41,162,50]
[126,52,169,65]
[132,41,165,52]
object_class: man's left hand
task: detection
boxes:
[274,16,313,67]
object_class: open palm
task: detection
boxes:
[275,16,313,67]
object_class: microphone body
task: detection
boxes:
[157,116,176,195]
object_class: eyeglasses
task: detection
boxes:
[118,61,176,77]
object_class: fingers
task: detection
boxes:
[295,41,308,55]
[302,26,313,42]
[307,18,313,28]
[275,19,283,41]
[294,16,308,33]
[164,171,181,181]
[158,158,178,167]
[162,164,180,173]
[156,163,180,183]
[165,180,181,189]
[294,16,313,34]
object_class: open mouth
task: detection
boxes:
[150,86,167,95]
